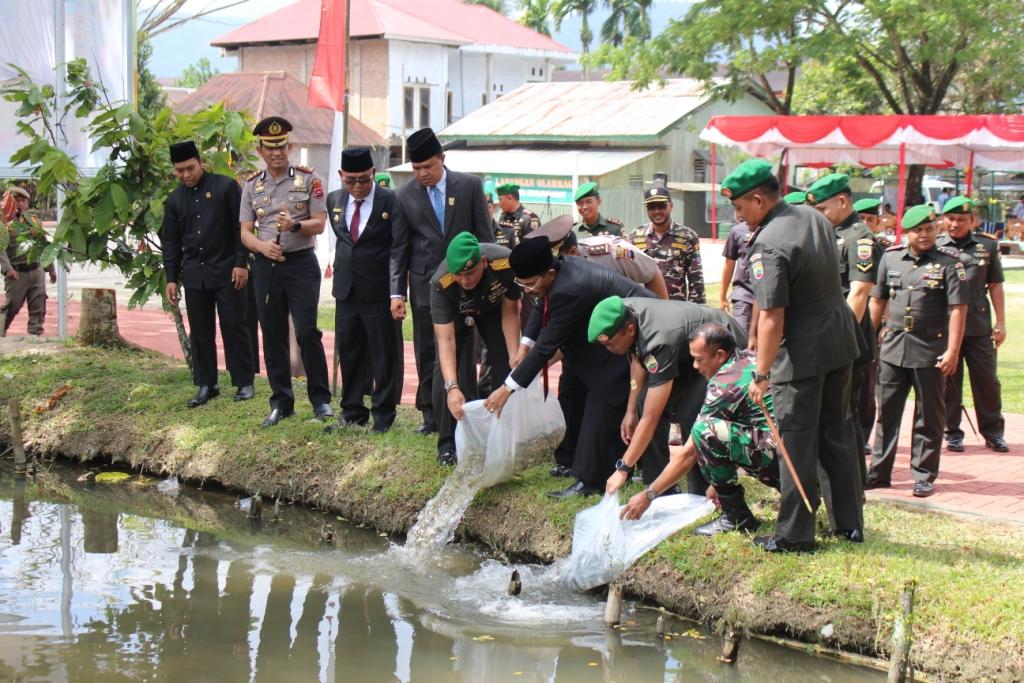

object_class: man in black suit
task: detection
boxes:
[325,147,399,433]
[389,127,494,436]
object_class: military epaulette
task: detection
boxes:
[439,273,456,289]
[937,246,960,258]
[585,243,610,256]
[976,231,998,240]
[886,244,904,251]
[606,217,623,226]
[243,170,261,182]
[293,164,315,174]
[490,257,511,271]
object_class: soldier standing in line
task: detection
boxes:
[0,186,56,336]
[239,116,333,428]
[938,196,1008,453]
[496,183,540,249]
[867,205,969,497]
[573,182,624,237]
[719,220,754,333]
[630,187,705,303]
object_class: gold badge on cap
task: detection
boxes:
[649,189,657,196]
[806,193,816,203]
[721,187,733,198]
[268,121,283,135]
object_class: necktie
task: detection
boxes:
[429,185,445,235]
[541,295,550,399]
[350,199,363,241]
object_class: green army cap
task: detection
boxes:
[941,195,974,215]
[853,197,882,213]
[375,172,392,185]
[445,232,482,274]
[720,159,773,199]
[902,204,938,230]
[588,296,626,344]
[783,191,806,205]
[495,183,520,196]
[574,181,599,202]
[805,173,850,204]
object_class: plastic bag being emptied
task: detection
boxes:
[560,492,715,591]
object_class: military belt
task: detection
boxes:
[13,263,39,272]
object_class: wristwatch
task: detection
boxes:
[444,380,460,393]
[614,459,630,472]
[644,486,658,502]
[290,220,302,233]
[753,371,771,383]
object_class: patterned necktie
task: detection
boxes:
[350,199,363,241]
[429,185,445,235]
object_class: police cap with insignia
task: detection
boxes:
[510,235,554,278]
[446,232,482,274]
[253,116,292,148]
[169,140,200,163]
[783,191,806,205]
[941,195,974,215]
[902,204,937,231]
[407,127,443,163]
[643,186,671,205]
[341,146,374,173]
[496,183,520,198]
[527,214,573,246]
[587,295,626,343]
[720,159,774,199]
[6,186,30,200]
[574,181,599,202]
[853,197,882,214]
[805,173,850,205]
[375,172,392,186]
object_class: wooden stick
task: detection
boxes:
[888,579,917,683]
[758,400,814,514]
[8,399,26,474]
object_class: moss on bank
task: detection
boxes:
[1,343,1022,681]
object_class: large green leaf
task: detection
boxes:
[110,183,130,217]
[94,191,114,235]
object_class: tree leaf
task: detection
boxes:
[94,192,114,235]
[110,183,130,217]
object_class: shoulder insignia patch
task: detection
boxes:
[857,243,873,261]
[614,246,635,260]
[643,355,659,373]
[937,246,960,258]
[606,217,623,226]
[955,261,967,281]
[440,273,456,289]
[244,170,261,182]
[856,262,874,272]
[490,257,511,271]
[857,238,875,245]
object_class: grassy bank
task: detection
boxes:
[0,343,1022,681]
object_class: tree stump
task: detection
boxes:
[77,288,128,347]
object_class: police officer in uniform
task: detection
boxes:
[573,182,624,237]
[630,187,705,303]
[496,183,540,248]
[807,173,884,470]
[239,116,333,427]
[726,159,862,552]
[431,233,522,465]
[867,205,969,497]
[938,196,1008,453]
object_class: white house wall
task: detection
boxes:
[387,40,451,140]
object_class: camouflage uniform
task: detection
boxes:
[691,349,780,489]
[574,214,623,237]
[630,222,705,303]
[497,206,540,249]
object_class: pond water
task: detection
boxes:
[0,467,883,682]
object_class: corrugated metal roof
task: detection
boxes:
[388,148,656,176]
[440,80,712,142]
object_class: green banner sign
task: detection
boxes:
[484,174,575,205]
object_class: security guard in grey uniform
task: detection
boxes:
[240,116,333,427]
[572,182,624,237]
[938,196,1008,453]
[867,204,969,497]
[725,160,862,552]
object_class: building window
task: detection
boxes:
[419,87,430,127]
[404,87,414,129]
[629,175,643,190]
[481,93,487,106]
[531,67,536,76]
[539,68,544,76]
[447,91,454,124]
[693,153,708,183]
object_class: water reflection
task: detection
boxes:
[0,471,883,682]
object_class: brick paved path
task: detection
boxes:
[5,299,1023,525]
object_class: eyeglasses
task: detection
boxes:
[513,276,543,291]
[342,176,373,186]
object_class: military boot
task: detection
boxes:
[695,488,759,536]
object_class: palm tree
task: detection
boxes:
[554,0,597,61]
[600,0,652,46]
[518,0,555,37]
[464,0,508,14]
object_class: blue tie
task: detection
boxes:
[429,185,445,235]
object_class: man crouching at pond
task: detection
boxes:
[619,322,780,536]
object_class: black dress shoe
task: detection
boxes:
[549,464,573,478]
[313,404,334,420]
[753,535,816,553]
[865,478,891,490]
[833,528,865,543]
[233,385,255,402]
[414,422,438,435]
[188,385,219,408]
[546,480,601,499]
[260,407,294,428]
[912,481,935,498]
[371,423,392,434]
[985,437,1009,453]
[947,437,964,452]
[437,449,457,466]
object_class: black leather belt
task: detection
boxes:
[13,263,39,272]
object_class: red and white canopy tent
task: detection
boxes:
[699,114,1024,237]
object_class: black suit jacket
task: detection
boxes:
[514,256,657,403]
[326,185,395,302]
[389,168,494,303]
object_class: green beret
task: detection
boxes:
[587,296,626,344]
[574,181,599,202]
[495,183,519,196]
[783,191,806,205]
[853,197,881,213]
[720,159,773,199]
[375,172,392,185]
[902,204,938,230]
[445,232,482,274]
[941,196,974,215]
[805,173,850,204]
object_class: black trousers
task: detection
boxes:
[391,319,405,406]
[554,361,585,469]
[871,361,945,484]
[252,250,330,411]
[772,366,863,543]
[183,283,254,388]
[434,316,509,454]
[573,389,629,488]
[858,359,877,445]
[245,279,260,373]
[849,360,871,485]
[944,334,1004,441]
[336,297,399,429]
[409,284,436,425]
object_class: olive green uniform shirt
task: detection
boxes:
[497,205,540,248]
[936,231,1003,336]
[835,212,884,363]
[574,214,623,237]
[429,243,520,326]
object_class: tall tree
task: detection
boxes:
[464,0,508,14]
[518,0,555,36]
[136,30,166,119]
[176,58,220,89]
[600,0,652,47]
[555,0,598,75]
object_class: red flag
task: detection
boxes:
[307,0,347,111]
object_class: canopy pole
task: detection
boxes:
[965,150,975,198]
[710,143,718,241]
[896,143,907,241]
